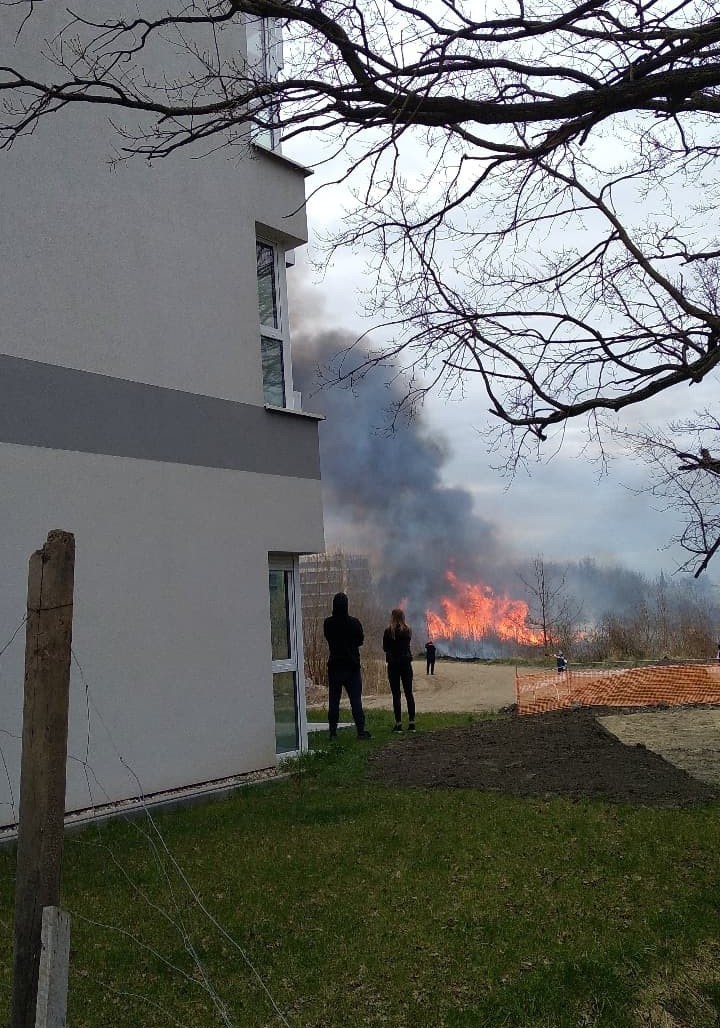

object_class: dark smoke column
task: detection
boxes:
[292,326,511,628]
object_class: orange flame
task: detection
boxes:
[426,570,543,646]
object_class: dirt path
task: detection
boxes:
[362,659,517,713]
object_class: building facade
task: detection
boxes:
[0,15,323,826]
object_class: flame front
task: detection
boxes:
[426,570,543,646]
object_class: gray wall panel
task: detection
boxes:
[0,355,321,479]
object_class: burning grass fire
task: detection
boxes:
[426,570,543,652]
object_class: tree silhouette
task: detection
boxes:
[2,0,720,540]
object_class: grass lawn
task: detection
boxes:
[1,709,720,1027]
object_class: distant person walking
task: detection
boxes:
[323,592,371,740]
[383,608,416,732]
[425,639,437,675]
[555,650,568,673]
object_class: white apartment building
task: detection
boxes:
[0,14,324,826]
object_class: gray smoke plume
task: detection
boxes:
[292,325,514,627]
[289,266,720,636]
[292,323,720,646]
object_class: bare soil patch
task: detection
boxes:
[367,707,720,808]
[314,658,720,807]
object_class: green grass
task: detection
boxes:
[2,709,720,1028]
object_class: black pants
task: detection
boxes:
[328,666,366,733]
[387,660,415,723]
[426,656,435,674]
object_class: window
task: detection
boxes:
[261,337,285,406]
[245,16,283,151]
[269,568,291,661]
[268,559,306,755]
[256,240,288,407]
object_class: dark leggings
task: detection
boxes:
[387,661,415,723]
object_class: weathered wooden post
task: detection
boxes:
[11,530,75,1028]
[34,907,71,1028]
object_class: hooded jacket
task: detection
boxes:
[323,592,364,671]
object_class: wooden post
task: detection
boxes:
[34,907,70,1028]
[11,531,75,1028]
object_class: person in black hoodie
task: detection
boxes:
[382,608,416,733]
[323,592,371,740]
[425,639,437,675]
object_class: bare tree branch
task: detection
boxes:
[622,411,720,576]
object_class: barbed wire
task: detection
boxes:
[0,613,26,661]
[71,910,222,996]
[0,612,298,1027]
[72,975,193,1028]
[62,706,212,1016]
[0,612,29,822]
[65,645,296,1028]
[0,746,16,824]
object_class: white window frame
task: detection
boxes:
[245,16,283,151]
[257,238,293,408]
[268,554,308,756]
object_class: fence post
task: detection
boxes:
[11,531,75,1028]
[34,907,71,1028]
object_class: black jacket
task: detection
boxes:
[324,592,364,670]
[383,626,412,664]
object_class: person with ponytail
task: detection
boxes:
[382,608,416,733]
